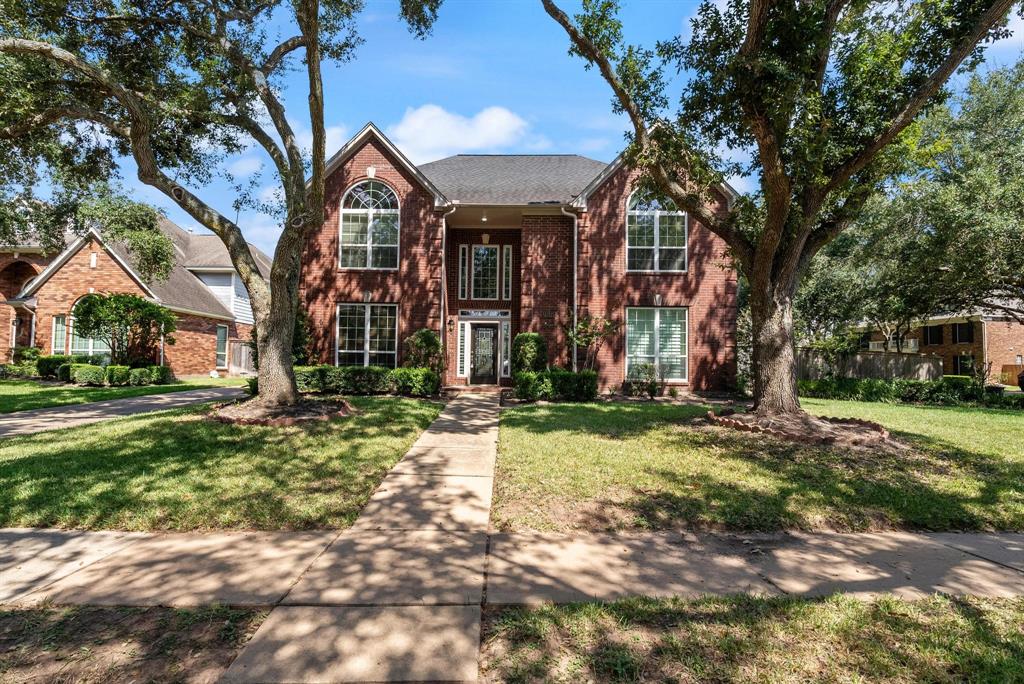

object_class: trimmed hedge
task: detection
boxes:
[71,363,106,386]
[798,375,1024,408]
[149,365,173,385]
[514,369,598,402]
[129,367,152,386]
[56,363,72,383]
[511,333,548,374]
[106,365,131,386]
[273,365,442,397]
[36,355,70,379]
[0,362,37,378]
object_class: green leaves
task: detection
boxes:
[72,292,177,366]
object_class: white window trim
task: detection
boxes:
[68,314,109,358]
[215,324,229,369]
[625,307,689,382]
[51,315,66,355]
[501,320,511,377]
[502,245,513,300]
[458,244,468,300]
[338,181,401,271]
[625,192,689,273]
[334,302,399,368]
[457,321,471,378]
[470,244,500,301]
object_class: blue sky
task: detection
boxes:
[127,0,1024,256]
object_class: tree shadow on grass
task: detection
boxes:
[0,397,441,531]
[481,595,1024,683]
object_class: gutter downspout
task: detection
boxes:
[441,204,458,366]
[561,205,579,372]
[980,315,988,382]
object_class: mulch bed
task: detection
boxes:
[707,408,900,451]
[211,397,355,426]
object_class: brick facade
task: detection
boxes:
[0,254,48,358]
[299,138,445,368]
[984,319,1024,383]
[299,131,738,391]
[1,238,251,377]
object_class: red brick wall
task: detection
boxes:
[579,165,738,391]
[444,228,521,385]
[983,319,1024,383]
[874,321,984,375]
[0,253,50,359]
[299,136,444,368]
[163,314,249,377]
[520,215,574,370]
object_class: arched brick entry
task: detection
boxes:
[0,259,43,359]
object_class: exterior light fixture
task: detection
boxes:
[481,212,488,222]
[447,318,455,332]
[482,233,490,244]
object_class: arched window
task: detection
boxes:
[69,298,111,359]
[340,180,399,269]
[626,192,687,272]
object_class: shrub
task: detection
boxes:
[36,355,70,379]
[511,333,547,373]
[389,367,441,397]
[3,361,38,378]
[70,354,107,366]
[799,375,1017,408]
[514,369,596,402]
[293,365,327,393]
[625,363,659,399]
[246,377,258,395]
[106,365,131,386]
[56,363,72,383]
[71,363,106,386]
[129,367,152,386]
[13,346,42,364]
[320,365,391,394]
[149,365,173,385]
[514,371,553,401]
[403,329,443,373]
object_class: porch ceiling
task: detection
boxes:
[444,204,566,230]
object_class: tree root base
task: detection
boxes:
[707,409,899,451]
[212,398,354,427]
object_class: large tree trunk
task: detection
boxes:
[252,233,304,407]
[749,285,802,417]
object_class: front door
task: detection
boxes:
[470,324,498,384]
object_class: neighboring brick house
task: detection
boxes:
[863,309,1024,383]
[0,219,271,377]
[300,123,738,392]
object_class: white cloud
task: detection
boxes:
[238,212,283,255]
[227,156,263,177]
[386,105,531,163]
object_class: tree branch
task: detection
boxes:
[823,0,1015,194]
[262,35,306,73]
[0,105,129,139]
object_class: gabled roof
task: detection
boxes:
[323,123,448,206]
[418,155,608,205]
[15,219,269,321]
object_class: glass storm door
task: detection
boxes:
[470,324,498,384]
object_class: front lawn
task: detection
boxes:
[482,595,1024,683]
[0,605,264,682]
[0,396,441,530]
[0,376,245,414]
[493,399,1024,532]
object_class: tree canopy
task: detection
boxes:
[72,292,176,366]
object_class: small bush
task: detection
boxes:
[294,365,327,393]
[246,377,258,395]
[403,328,444,373]
[389,367,441,397]
[71,354,107,366]
[625,363,659,399]
[3,361,38,378]
[514,369,597,402]
[149,365,173,385]
[71,363,106,386]
[320,365,391,394]
[799,375,1015,408]
[514,371,552,401]
[13,346,41,364]
[106,365,131,386]
[511,333,548,374]
[129,367,152,386]
[37,355,70,379]
[56,363,72,383]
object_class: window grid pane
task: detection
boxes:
[626,308,688,381]
[502,245,512,300]
[340,180,399,270]
[337,304,398,368]
[216,326,228,367]
[458,245,468,299]
[627,193,686,272]
[472,246,498,299]
[52,316,66,354]
[337,304,366,366]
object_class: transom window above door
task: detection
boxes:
[339,180,399,269]
[626,192,687,272]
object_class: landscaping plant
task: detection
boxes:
[71,294,176,367]
[511,333,548,374]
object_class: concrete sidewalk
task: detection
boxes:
[0,386,245,437]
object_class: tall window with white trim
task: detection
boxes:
[215,325,229,368]
[471,245,499,299]
[339,181,399,269]
[69,302,111,358]
[626,192,687,271]
[458,244,468,299]
[336,303,398,368]
[52,315,66,354]
[502,245,513,300]
[626,307,687,381]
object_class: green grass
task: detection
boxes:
[482,595,1024,683]
[493,399,1024,532]
[0,396,441,530]
[0,376,245,414]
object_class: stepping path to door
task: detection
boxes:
[223,392,500,683]
[0,386,246,437]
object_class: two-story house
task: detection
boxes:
[300,123,738,392]
[0,219,270,376]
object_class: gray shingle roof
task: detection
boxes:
[418,154,609,205]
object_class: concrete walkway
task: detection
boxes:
[0,386,245,437]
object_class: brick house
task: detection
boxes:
[864,310,1024,384]
[0,219,271,376]
[300,123,738,392]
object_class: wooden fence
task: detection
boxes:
[797,348,942,381]
[229,340,255,376]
